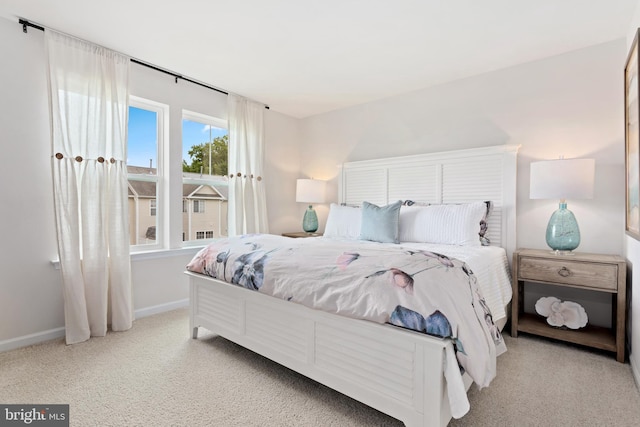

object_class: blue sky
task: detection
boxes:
[127,106,227,168]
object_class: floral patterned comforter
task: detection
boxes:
[186,233,506,390]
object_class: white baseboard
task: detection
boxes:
[631,355,640,391]
[0,298,190,353]
[134,298,189,319]
[0,327,66,353]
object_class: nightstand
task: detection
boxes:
[281,232,323,238]
[511,248,626,362]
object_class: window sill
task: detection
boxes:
[50,246,205,270]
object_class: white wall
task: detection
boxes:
[626,0,640,388]
[0,16,300,349]
[300,40,626,326]
[301,40,625,254]
[264,111,302,234]
[0,17,63,344]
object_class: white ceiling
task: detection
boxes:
[0,0,637,118]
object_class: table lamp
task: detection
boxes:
[296,179,326,233]
[530,158,595,254]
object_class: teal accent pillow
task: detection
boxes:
[359,200,402,243]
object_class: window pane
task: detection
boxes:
[182,116,228,242]
[128,106,158,246]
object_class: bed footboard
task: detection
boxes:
[186,271,470,427]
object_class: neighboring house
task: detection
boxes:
[127,166,228,245]
[182,181,228,242]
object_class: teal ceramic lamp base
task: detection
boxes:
[302,205,318,233]
[546,202,580,255]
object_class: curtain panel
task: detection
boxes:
[46,30,133,344]
[228,94,269,235]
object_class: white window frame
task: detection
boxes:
[150,199,157,216]
[128,96,169,253]
[182,110,228,247]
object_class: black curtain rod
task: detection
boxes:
[128,58,229,97]
[20,19,43,33]
[19,18,269,109]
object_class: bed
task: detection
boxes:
[185,144,519,427]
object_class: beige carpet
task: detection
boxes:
[1,309,638,426]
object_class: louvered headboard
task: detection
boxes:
[338,145,520,260]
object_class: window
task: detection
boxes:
[127,97,166,250]
[193,200,205,213]
[195,231,214,240]
[182,111,229,243]
[126,94,226,252]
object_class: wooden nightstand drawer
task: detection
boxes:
[518,256,618,291]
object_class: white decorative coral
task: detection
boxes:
[535,296,588,329]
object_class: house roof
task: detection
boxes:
[128,165,155,175]
[127,166,227,199]
[128,181,227,200]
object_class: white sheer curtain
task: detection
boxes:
[46,30,133,344]
[227,94,269,235]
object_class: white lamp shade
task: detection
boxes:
[530,158,595,200]
[296,179,326,204]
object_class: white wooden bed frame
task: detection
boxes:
[187,145,519,427]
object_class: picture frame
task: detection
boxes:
[625,29,640,240]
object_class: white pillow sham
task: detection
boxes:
[398,201,488,246]
[323,203,361,239]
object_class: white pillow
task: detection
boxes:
[324,204,362,239]
[398,202,488,246]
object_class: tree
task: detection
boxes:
[182,134,228,176]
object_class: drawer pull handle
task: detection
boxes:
[558,267,571,277]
